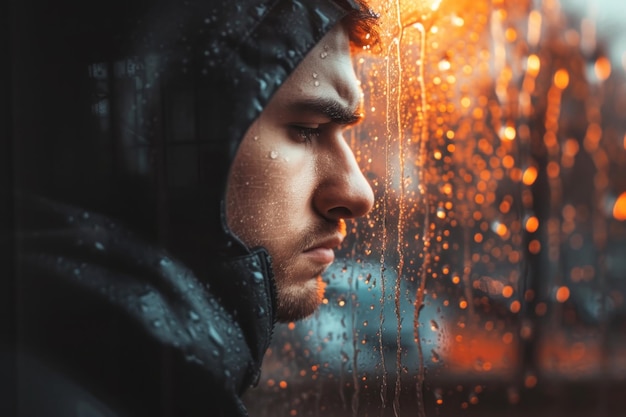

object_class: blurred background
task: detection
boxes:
[242,0,626,415]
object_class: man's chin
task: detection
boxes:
[275,276,327,323]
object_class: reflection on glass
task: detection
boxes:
[244,0,626,415]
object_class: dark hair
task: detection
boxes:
[342,0,381,52]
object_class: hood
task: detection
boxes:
[10,1,366,412]
[12,0,361,275]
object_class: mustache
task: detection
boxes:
[297,219,345,252]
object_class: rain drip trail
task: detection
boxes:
[388,2,406,415]
[344,204,362,417]
[378,65,390,417]
[350,268,361,417]
[411,19,429,417]
[378,30,400,416]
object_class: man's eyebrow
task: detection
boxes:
[289,98,363,125]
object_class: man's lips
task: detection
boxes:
[303,234,344,265]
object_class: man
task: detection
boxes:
[7,0,378,416]
[226,21,375,323]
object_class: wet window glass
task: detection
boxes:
[243,0,626,415]
[8,0,626,416]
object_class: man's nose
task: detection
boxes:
[314,137,375,221]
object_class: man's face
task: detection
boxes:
[226,23,374,322]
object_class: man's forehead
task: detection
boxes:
[276,23,360,112]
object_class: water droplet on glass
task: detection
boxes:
[152,319,162,328]
[185,354,204,365]
[255,4,266,16]
[187,326,198,339]
[208,324,224,346]
[189,311,200,321]
[94,242,105,251]
[314,80,320,87]
[312,72,318,78]
[430,320,440,331]
[269,150,279,159]
[320,51,328,59]
[252,271,264,282]
[253,136,259,141]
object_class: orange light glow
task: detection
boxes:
[527,54,541,76]
[594,56,611,81]
[556,286,570,303]
[525,216,539,233]
[528,239,541,254]
[338,219,347,237]
[502,285,514,298]
[524,374,538,388]
[563,138,579,156]
[503,126,516,140]
[522,166,538,185]
[400,0,442,27]
[502,155,515,169]
[446,330,518,375]
[438,59,451,71]
[527,10,542,46]
[554,69,570,89]
[505,28,517,42]
[495,223,508,237]
[535,302,547,316]
[510,300,521,313]
[547,161,560,178]
[614,192,626,221]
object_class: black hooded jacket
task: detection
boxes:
[6,1,362,416]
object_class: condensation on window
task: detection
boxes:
[243,0,626,416]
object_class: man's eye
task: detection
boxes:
[293,126,321,143]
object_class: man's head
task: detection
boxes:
[226,5,379,322]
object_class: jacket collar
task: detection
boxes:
[209,247,277,389]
